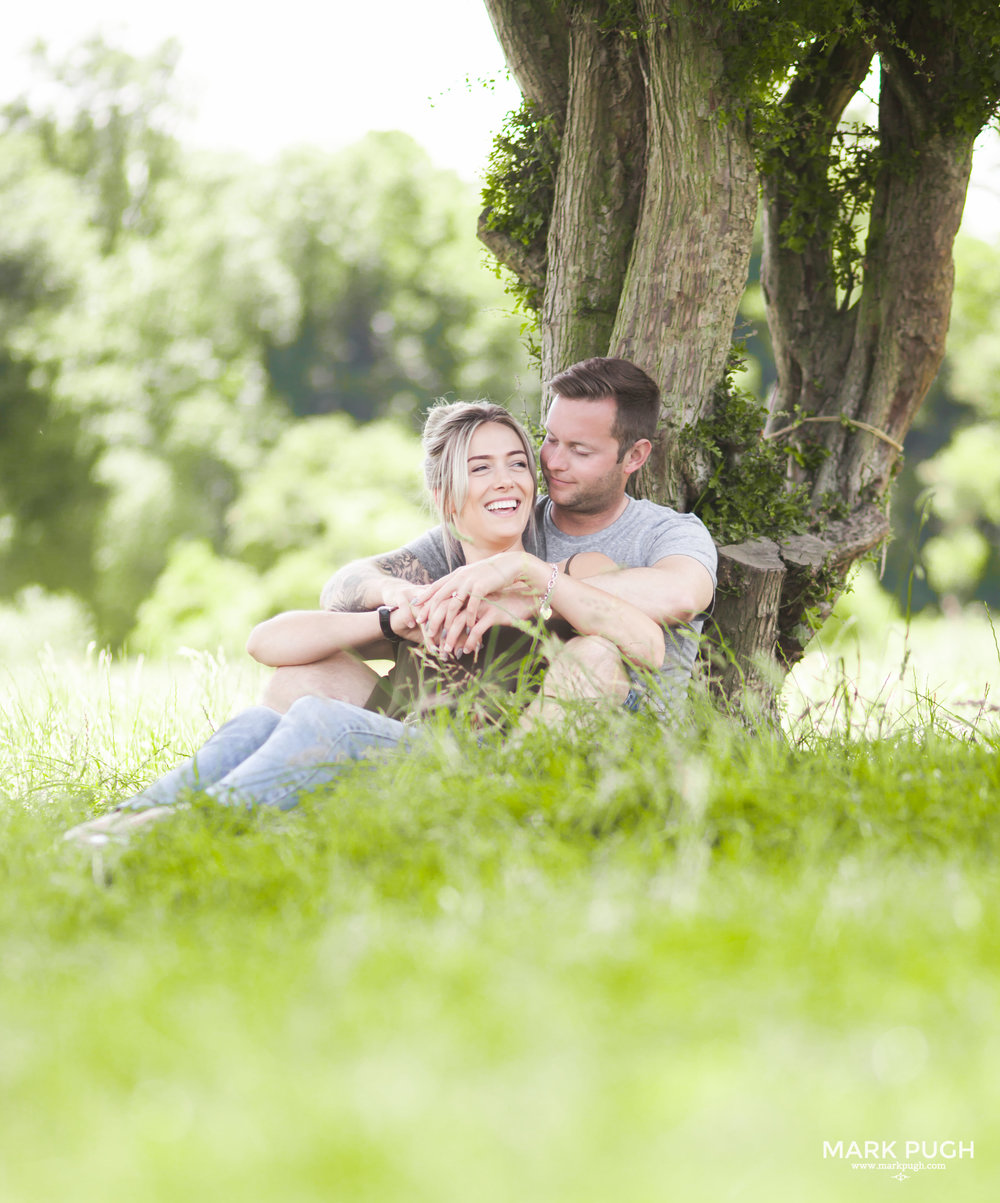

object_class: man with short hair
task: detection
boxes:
[263,357,717,715]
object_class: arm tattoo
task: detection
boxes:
[322,549,433,612]
[375,549,433,587]
[323,571,371,613]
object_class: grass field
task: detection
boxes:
[1,609,998,1202]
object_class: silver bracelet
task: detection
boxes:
[539,562,558,620]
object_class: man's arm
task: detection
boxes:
[320,547,434,626]
[576,555,715,627]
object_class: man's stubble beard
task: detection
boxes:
[543,465,626,516]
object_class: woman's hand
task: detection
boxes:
[411,551,549,654]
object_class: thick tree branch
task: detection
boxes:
[761,35,874,433]
[482,0,571,128]
[613,0,758,508]
[876,44,930,136]
[477,209,547,299]
[541,1,646,379]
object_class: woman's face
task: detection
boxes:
[452,422,534,553]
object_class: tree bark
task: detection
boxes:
[762,21,977,510]
[481,0,570,130]
[707,538,786,706]
[541,2,646,381]
[706,503,890,697]
[614,0,758,509]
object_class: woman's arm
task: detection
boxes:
[246,607,420,668]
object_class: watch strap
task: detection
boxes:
[377,605,402,644]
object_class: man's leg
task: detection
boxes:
[261,652,380,714]
[205,696,415,810]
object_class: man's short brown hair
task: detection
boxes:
[547,357,660,461]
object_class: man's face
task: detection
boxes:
[540,395,633,515]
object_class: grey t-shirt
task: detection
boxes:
[403,496,717,703]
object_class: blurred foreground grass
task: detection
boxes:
[1,609,998,1202]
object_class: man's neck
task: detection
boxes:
[548,493,630,536]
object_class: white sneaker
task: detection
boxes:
[63,804,180,847]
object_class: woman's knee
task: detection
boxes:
[545,635,630,700]
[261,654,377,713]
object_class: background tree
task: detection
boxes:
[260,133,533,424]
[0,40,535,651]
[479,0,1000,703]
[3,37,182,253]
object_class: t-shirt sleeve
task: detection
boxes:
[644,511,718,586]
[402,526,460,582]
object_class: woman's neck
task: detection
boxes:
[460,536,524,564]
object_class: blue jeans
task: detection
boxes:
[129,698,414,812]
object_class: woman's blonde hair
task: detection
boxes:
[421,400,538,563]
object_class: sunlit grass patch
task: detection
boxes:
[784,591,1000,743]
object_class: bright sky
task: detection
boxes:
[3,0,521,181]
[2,1,998,231]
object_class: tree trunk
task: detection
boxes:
[762,26,977,510]
[541,2,646,379]
[479,0,998,712]
[612,0,757,510]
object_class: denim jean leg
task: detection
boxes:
[205,696,416,811]
[127,706,282,809]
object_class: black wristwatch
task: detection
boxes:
[377,605,402,645]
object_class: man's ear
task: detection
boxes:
[623,438,652,476]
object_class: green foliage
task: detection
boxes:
[481,99,560,313]
[0,587,95,665]
[262,134,532,424]
[129,416,429,655]
[227,413,426,571]
[683,353,815,544]
[880,235,1000,609]
[482,100,560,256]
[129,540,268,658]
